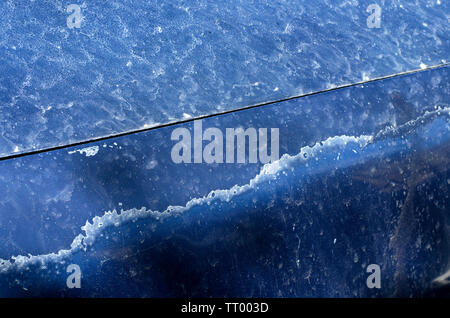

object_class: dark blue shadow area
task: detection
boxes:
[0,67,449,297]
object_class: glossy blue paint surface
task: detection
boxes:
[0,0,449,156]
[0,67,449,297]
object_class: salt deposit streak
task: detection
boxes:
[0,107,448,274]
[0,134,371,273]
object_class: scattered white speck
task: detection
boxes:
[41,105,52,114]
[13,146,19,153]
[283,23,294,34]
[126,61,132,67]
[68,146,99,157]
[333,238,337,244]
[327,83,337,89]
[145,160,158,170]
[182,113,192,119]
[420,63,427,69]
